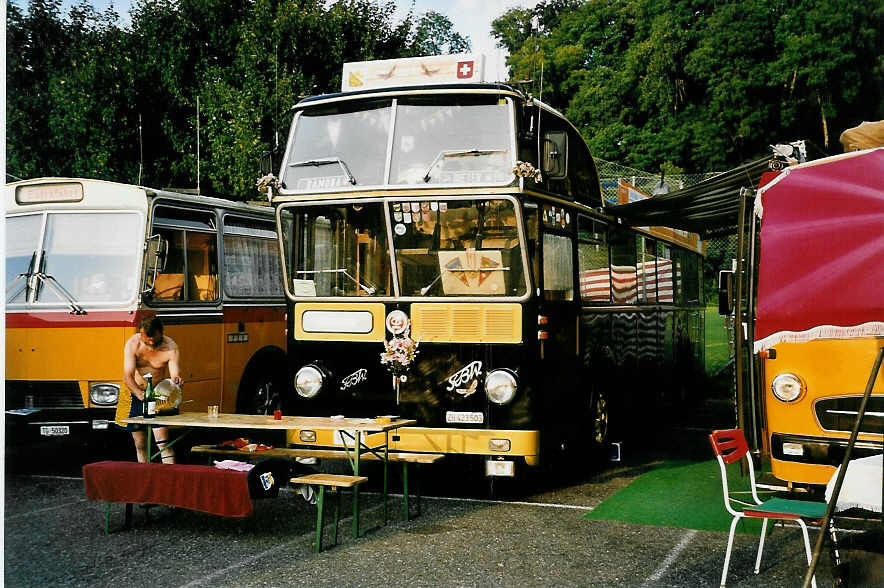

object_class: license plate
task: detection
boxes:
[445,411,484,424]
[40,425,70,437]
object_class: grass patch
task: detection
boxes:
[584,459,763,534]
[705,305,731,374]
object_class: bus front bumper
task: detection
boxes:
[770,432,884,485]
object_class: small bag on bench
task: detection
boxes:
[246,458,291,499]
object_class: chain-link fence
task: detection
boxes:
[595,158,724,204]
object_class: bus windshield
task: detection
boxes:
[280,203,392,297]
[6,212,142,306]
[279,198,527,298]
[281,95,512,190]
[392,198,526,297]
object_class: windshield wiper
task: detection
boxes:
[32,273,86,315]
[6,251,37,302]
[295,269,375,295]
[288,157,357,185]
[423,149,507,183]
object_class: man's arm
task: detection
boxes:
[167,339,183,386]
[123,336,145,400]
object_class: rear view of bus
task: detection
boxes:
[6,179,148,459]
[753,148,884,486]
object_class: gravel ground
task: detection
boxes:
[4,448,850,588]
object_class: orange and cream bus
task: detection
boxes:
[5,178,287,461]
[751,148,883,487]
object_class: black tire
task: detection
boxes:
[237,367,283,415]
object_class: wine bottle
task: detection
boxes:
[144,374,156,419]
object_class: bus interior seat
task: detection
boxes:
[153,273,184,300]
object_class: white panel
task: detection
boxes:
[302,310,374,334]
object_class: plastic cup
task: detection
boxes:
[273,410,282,420]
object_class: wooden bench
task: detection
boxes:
[290,473,368,553]
[190,445,443,520]
[83,461,254,533]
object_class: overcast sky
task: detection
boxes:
[44,0,542,81]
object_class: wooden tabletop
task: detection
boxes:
[124,412,416,432]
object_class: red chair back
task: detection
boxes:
[709,429,749,465]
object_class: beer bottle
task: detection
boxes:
[144,374,156,419]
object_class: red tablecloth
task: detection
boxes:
[83,461,253,517]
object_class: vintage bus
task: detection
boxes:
[269,54,705,478]
[5,178,287,461]
[751,148,884,487]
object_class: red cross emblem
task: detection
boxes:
[457,61,474,79]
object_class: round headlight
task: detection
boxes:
[771,373,803,402]
[295,365,324,398]
[485,370,517,405]
[90,383,120,405]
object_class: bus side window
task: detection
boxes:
[636,235,658,303]
[542,233,574,301]
[608,226,637,304]
[153,229,185,301]
[186,232,218,301]
[577,216,610,303]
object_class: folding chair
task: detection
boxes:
[709,429,827,588]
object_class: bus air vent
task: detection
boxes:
[411,303,522,344]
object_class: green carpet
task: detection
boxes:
[584,459,764,534]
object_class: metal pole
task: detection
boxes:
[733,190,748,436]
[801,346,884,588]
[746,198,759,449]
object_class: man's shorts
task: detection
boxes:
[117,394,177,432]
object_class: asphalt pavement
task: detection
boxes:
[4,435,852,588]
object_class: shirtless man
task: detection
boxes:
[123,316,182,463]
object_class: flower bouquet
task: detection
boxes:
[380,329,420,403]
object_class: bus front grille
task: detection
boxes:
[6,381,84,409]
[411,303,522,343]
[814,395,884,435]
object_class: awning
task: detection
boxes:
[605,157,772,236]
[753,148,884,352]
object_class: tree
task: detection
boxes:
[493,0,883,172]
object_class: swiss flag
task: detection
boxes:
[456,61,474,79]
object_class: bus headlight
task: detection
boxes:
[485,370,517,405]
[295,365,324,398]
[771,373,803,402]
[90,383,120,405]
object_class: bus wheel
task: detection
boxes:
[239,372,279,415]
[591,391,610,448]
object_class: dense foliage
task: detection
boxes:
[493,0,882,172]
[6,0,469,198]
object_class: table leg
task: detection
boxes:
[383,430,389,525]
[352,430,361,539]
[146,426,153,463]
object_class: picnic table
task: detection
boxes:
[124,412,417,538]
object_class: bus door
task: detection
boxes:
[538,204,579,456]
[147,204,223,411]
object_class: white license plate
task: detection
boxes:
[445,411,484,424]
[40,425,70,437]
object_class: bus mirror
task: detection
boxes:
[542,131,567,179]
[260,150,273,176]
[718,270,734,315]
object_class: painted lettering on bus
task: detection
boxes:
[446,360,483,392]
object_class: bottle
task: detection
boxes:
[144,374,156,419]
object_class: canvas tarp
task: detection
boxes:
[840,120,884,152]
[605,157,771,236]
[752,148,884,352]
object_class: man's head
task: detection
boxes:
[139,316,164,348]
